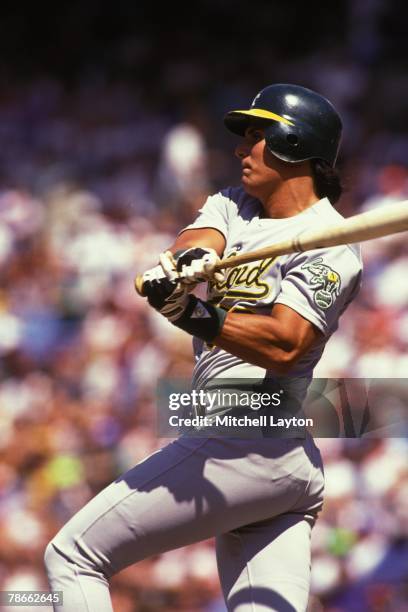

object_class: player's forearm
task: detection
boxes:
[214,312,300,373]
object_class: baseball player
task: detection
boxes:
[45,84,362,611]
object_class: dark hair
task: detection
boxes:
[312,159,343,205]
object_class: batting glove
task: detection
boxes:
[160,248,224,285]
[142,263,227,343]
[142,264,189,322]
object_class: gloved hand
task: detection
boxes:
[141,264,189,322]
[142,262,227,343]
[160,248,224,285]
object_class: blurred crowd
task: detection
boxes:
[1,1,408,610]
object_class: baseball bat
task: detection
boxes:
[134,200,408,296]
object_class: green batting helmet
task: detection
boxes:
[224,84,342,167]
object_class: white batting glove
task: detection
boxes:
[160,248,224,285]
[158,251,179,281]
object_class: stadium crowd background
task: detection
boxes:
[0,2,407,610]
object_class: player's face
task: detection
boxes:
[235,125,287,199]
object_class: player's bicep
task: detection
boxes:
[270,303,323,359]
[170,228,226,256]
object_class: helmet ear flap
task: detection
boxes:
[264,123,303,163]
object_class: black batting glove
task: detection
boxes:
[142,265,189,322]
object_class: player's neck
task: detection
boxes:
[260,176,320,219]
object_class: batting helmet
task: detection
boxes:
[224,84,342,167]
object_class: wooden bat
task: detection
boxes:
[134,200,408,296]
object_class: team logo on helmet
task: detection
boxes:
[251,92,261,107]
[301,257,341,309]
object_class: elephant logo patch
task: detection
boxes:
[302,257,341,309]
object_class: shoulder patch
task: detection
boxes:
[301,257,341,309]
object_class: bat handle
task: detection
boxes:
[134,275,146,296]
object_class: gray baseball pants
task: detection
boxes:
[44,434,324,611]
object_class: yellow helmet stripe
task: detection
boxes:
[228,108,295,126]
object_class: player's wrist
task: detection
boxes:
[172,295,227,343]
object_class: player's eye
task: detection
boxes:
[253,130,263,140]
[248,129,264,143]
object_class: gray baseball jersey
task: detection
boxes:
[183,186,362,387]
[179,187,362,434]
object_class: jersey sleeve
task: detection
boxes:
[179,189,234,240]
[275,246,362,336]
